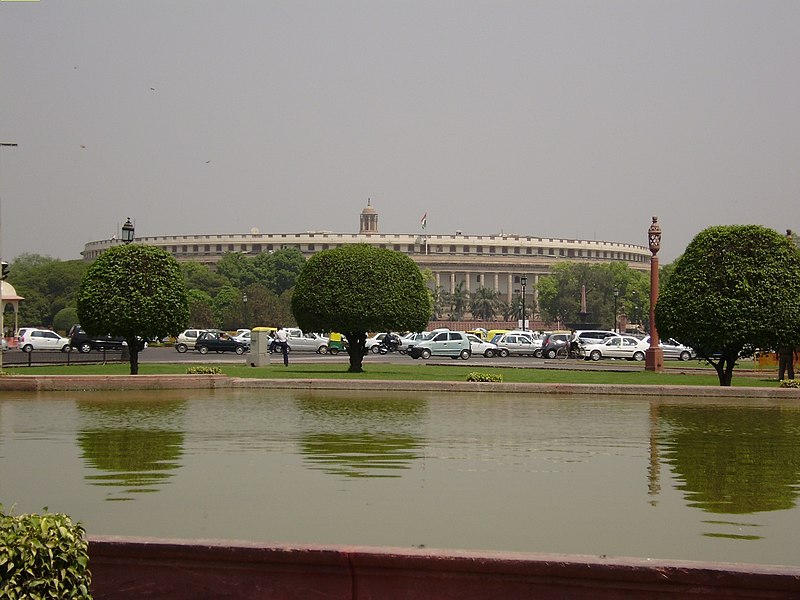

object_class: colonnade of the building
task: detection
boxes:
[431,271,540,310]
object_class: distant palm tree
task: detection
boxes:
[470,287,500,321]
[503,292,523,322]
[445,281,469,321]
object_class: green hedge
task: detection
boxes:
[0,506,92,599]
[466,372,503,383]
[186,366,223,375]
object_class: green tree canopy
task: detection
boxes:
[291,244,431,372]
[77,244,189,374]
[655,225,800,386]
[536,262,648,329]
[9,254,88,328]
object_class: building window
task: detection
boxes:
[490,246,496,254]
[394,244,401,251]
[181,245,187,253]
[450,245,456,253]
[228,244,234,251]
[216,245,222,252]
[192,245,198,253]
[514,247,520,254]
[463,245,469,253]
[322,244,329,250]
[477,245,483,253]
[204,245,210,252]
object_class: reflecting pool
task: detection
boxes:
[2,389,800,567]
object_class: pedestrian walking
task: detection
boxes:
[778,345,795,381]
[275,325,289,366]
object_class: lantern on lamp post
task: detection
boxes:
[645,216,664,372]
[121,218,135,244]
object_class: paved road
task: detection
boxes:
[139,345,646,371]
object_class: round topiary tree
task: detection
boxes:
[77,244,189,374]
[655,225,800,386]
[291,244,432,372]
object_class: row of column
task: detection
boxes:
[432,272,539,306]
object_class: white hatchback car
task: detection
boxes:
[19,328,71,353]
[586,335,649,361]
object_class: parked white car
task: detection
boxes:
[467,333,499,358]
[19,328,71,353]
[366,333,389,353]
[586,335,649,361]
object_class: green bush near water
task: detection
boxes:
[0,506,92,599]
[186,366,223,375]
[466,372,503,382]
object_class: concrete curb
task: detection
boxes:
[1,374,799,398]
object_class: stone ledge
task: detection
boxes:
[87,536,800,599]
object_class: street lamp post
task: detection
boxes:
[645,216,664,372]
[121,218,135,244]
[242,292,248,327]
[613,288,619,333]
[520,276,527,331]
[0,142,19,372]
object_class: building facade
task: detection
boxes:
[83,202,650,309]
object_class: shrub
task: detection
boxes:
[466,372,503,383]
[0,506,92,599]
[780,379,800,388]
[186,366,222,375]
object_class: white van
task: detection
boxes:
[407,330,471,360]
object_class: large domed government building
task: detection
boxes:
[83,201,650,311]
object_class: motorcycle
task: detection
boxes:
[378,334,400,355]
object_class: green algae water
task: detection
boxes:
[1,389,799,567]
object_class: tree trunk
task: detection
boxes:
[711,353,737,386]
[127,337,145,375]
[345,331,367,373]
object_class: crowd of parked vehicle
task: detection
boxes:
[7,323,698,364]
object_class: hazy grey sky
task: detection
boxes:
[2,1,798,264]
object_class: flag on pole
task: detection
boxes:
[420,212,427,230]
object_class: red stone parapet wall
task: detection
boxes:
[88,537,800,599]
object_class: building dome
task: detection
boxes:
[0,280,23,300]
[359,199,379,233]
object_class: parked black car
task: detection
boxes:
[194,331,248,355]
[68,324,127,353]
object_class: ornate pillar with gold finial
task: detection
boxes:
[645,216,664,372]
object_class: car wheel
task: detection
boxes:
[411,355,419,359]
[61,344,71,352]
[21,344,33,353]
[317,346,328,354]
[235,346,245,355]
[498,348,509,358]
[484,349,495,358]
[329,348,339,355]
[679,351,691,361]
[460,349,471,360]
[633,351,645,361]
[198,346,209,355]
[79,343,92,353]
[534,349,543,358]
[420,348,431,359]
[546,348,557,359]
[370,345,381,354]
[176,344,188,353]
[590,349,602,361]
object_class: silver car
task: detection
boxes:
[493,332,540,357]
[642,336,695,361]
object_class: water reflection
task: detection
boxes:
[657,404,800,514]
[296,393,425,478]
[77,396,186,501]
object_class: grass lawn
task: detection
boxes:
[2,361,782,387]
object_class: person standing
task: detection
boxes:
[275,325,289,366]
[778,345,795,381]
